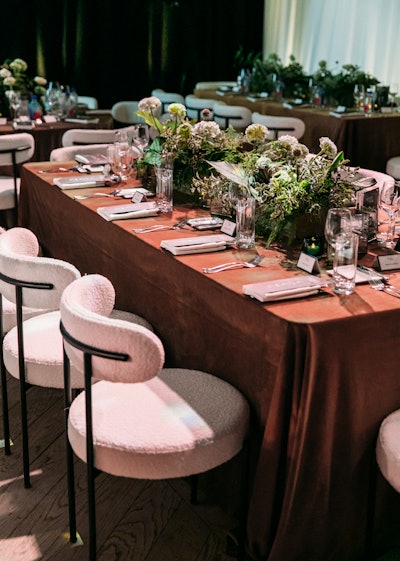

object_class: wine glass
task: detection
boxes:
[389,83,399,110]
[378,181,400,247]
[132,125,150,154]
[108,143,135,182]
[324,208,352,265]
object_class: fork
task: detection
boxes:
[133,220,187,234]
[368,274,400,297]
[203,254,263,274]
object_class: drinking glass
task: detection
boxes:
[353,84,365,112]
[389,83,399,110]
[155,166,173,212]
[378,181,400,248]
[236,196,256,248]
[324,208,352,265]
[332,233,359,295]
[107,144,135,182]
[132,125,150,154]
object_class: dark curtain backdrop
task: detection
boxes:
[0,0,264,109]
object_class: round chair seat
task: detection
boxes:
[386,156,400,180]
[376,409,400,493]
[68,367,249,480]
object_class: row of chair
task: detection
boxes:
[0,226,250,561]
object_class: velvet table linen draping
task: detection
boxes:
[18,162,400,561]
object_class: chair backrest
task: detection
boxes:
[184,94,216,121]
[77,96,99,110]
[50,143,112,162]
[212,102,252,130]
[111,101,147,125]
[0,227,80,310]
[251,112,306,140]
[0,133,35,166]
[62,128,117,147]
[195,81,237,91]
[60,274,164,383]
[151,90,185,114]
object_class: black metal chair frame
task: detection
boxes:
[0,271,53,488]
[0,144,32,225]
[60,320,250,561]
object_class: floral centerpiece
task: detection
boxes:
[136,96,357,245]
[0,58,47,117]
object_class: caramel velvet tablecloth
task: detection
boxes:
[18,162,400,561]
[194,90,400,173]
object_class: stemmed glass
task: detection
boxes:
[107,144,135,183]
[378,181,400,248]
[324,208,352,264]
[132,125,150,154]
[6,90,21,120]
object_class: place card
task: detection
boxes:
[43,115,57,123]
[297,251,321,274]
[220,219,236,236]
[132,190,145,203]
[0,118,7,125]
[377,254,400,271]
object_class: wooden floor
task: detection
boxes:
[0,373,243,561]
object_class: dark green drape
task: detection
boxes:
[0,0,264,109]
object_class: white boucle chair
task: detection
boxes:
[212,102,252,130]
[0,133,35,225]
[60,274,250,561]
[0,228,154,488]
[376,409,400,493]
[184,94,216,121]
[251,112,306,140]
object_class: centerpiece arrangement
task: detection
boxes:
[0,57,47,117]
[136,96,358,245]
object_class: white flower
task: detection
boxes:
[34,76,47,86]
[138,96,161,112]
[256,156,270,169]
[245,123,269,143]
[291,143,309,159]
[9,58,28,72]
[0,68,11,78]
[277,135,299,145]
[319,137,337,158]
[192,120,221,138]
[3,76,16,86]
[168,102,186,119]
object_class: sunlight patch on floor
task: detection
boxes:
[0,535,42,561]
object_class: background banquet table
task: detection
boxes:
[0,113,113,161]
[18,162,400,561]
[194,89,400,173]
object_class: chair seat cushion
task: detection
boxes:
[68,368,249,479]
[109,309,153,332]
[376,409,400,493]
[0,177,20,209]
[386,157,400,180]
[2,295,46,334]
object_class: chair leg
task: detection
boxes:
[19,375,30,488]
[237,439,250,561]
[63,350,77,543]
[1,355,11,455]
[190,474,198,505]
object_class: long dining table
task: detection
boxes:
[18,162,400,561]
[194,89,400,174]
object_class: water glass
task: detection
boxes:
[332,233,359,295]
[236,197,256,248]
[155,167,173,212]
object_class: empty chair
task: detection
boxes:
[184,94,216,121]
[151,89,185,113]
[77,96,99,110]
[376,409,400,494]
[50,143,111,162]
[61,273,250,561]
[251,112,306,140]
[386,156,400,180]
[0,133,35,225]
[111,101,152,126]
[0,228,154,488]
[61,128,118,146]
[212,102,252,130]
[195,81,237,91]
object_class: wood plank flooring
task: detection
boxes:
[0,373,241,561]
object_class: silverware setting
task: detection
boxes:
[368,273,400,297]
[133,219,187,234]
[203,254,263,274]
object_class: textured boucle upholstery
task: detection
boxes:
[1,295,46,334]
[376,409,400,493]
[0,228,81,309]
[63,274,249,480]
[68,368,249,479]
[61,275,161,383]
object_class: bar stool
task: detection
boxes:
[61,273,250,561]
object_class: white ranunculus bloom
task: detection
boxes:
[168,103,186,119]
[9,58,28,72]
[138,96,161,112]
[34,76,47,86]
[0,68,12,78]
[3,76,16,86]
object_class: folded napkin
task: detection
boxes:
[161,234,234,255]
[97,202,159,221]
[243,275,326,302]
[53,175,110,190]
